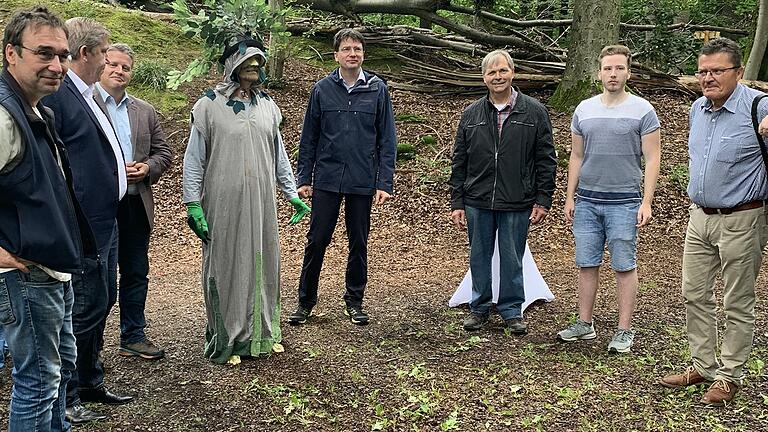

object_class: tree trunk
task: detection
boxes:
[268,0,286,82]
[549,0,620,112]
[744,0,768,80]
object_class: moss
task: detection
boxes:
[548,80,600,113]
[129,84,188,117]
[2,0,200,116]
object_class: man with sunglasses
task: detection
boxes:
[0,6,98,431]
[660,38,768,407]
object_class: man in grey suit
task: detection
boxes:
[95,43,172,361]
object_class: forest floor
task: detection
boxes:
[1,52,768,431]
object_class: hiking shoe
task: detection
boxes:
[463,312,489,331]
[660,366,709,389]
[119,339,165,360]
[557,319,597,342]
[607,329,635,354]
[344,306,370,325]
[701,379,738,407]
[504,317,528,335]
[288,305,312,325]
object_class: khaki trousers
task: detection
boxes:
[682,205,768,384]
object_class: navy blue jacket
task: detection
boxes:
[0,70,97,273]
[297,69,397,195]
[43,74,119,249]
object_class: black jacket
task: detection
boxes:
[450,89,557,211]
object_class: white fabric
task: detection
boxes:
[67,70,126,199]
[449,241,554,312]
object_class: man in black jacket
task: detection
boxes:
[450,49,557,334]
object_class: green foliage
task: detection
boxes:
[397,143,417,161]
[132,61,171,91]
[395,113,428,123]
[670,163,689,192]
[168,0,290,89]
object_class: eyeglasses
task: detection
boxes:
[695,66,740,78]
[19,45,72,63]
[338,46,363,54]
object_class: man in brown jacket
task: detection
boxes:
[95,43,172,361]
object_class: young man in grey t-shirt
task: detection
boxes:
[557,45,661,353]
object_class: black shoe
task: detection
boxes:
[79,386,134,405]
[344,305,369,325]
[505,317,528,335]
[65,403,107,424]
[119,339,165,360]
[463,312,489,331]
[288,305,312,325]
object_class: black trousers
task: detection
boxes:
[298,189,373,309]
[67,226,114,405]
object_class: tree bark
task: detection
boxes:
[745,0,768,80]
[549,0,620,112]
[268,0,286,82]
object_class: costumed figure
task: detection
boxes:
[182,35,310,364]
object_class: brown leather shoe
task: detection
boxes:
[659,366,708,388]
[701,380,738,407]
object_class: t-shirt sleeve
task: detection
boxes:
[571,110,582,135]
[758,94,768,121]
[0,106,23,174]
[640,107,661,136]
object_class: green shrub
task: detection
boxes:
[670,163,689,192]
[132,61,171,91]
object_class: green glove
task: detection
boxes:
[289,197,311,225]
[186,202,210,243]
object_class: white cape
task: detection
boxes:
[449,241,554,312]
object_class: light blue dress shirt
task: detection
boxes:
[96,83,133,163]
[688,84,768,208]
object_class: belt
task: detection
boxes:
[701,200,765,215]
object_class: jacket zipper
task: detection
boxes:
[491,113,501,209]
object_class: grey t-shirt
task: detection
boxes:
[571,94,660,202]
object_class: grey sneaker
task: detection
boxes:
[557,319,597,342]
[607,329,635,353]
[463,312,489,331]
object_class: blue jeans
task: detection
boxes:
[573,200,639,271]
[115,195,152,344]
[465,206,531,320]
[0,267,76,432]
[0,325,7,369]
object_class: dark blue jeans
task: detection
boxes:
[113,195,151,345]
[67,226,114,406]
[0,267,76,432]
[298,189,373,309]
[465,205,531,320]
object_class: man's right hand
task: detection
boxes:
[564,197,575,224]
[186,202,210,244]
[298,185,313,198]
[451,209,466,229]
[0,246,30,273]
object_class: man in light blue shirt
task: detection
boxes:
[95,43,172,362]
[660,38,768,407]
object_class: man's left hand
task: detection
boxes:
[126,162,149,184]
[374,190,391,205]
[760,115,768,137]
[636,203,652,227]
[530,206,548,225]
